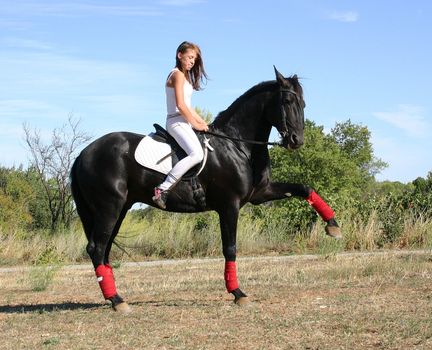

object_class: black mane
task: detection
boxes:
[212,81,276,127]
[212,76,303,128]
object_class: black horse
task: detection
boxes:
[71,67,341,313]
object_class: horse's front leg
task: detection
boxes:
[218,203,249,305]
[250,182,342,239]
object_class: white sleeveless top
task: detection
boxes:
[166,68,193,118]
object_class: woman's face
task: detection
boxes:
[178,48,197,71]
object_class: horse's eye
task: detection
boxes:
[284,96,294,104]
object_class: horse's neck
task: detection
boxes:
[214,92,272,143]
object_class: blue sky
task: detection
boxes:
[1,0,431,183]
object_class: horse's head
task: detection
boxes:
[271,67,305,149]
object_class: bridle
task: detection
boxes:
[278,87,300,139]
[199,86,301,147]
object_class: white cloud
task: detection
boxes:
[373,104,430,138]
[327,11,359,23]
[0,18,29,30]
[160,0,205,6]
[0,51,149,96]
[0,99,67,120]
[0,49,158,142]
[2,37,53,50]
[0,3,163,17]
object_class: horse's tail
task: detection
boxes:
[70,153,94,241]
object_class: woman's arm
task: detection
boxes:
[171,71,208,131]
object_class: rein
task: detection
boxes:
[199,130,282,147]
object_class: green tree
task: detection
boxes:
[271,119,388,196]
[262,119,388,233]
[371,180,411,197]
[0,167,34,231]
[330,119,387,180]
[408,171,432,217]
[25,167,52,229]
[0,166,53,232]
[270,120,366,196]
[412,172,432,194]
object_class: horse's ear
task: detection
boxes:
[273,66,286,85]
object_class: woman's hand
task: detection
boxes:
[193,122,209,132]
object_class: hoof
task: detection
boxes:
[325,225,342,240]
[234,296,250,306]
[231,288,250,306]
[113,302,132,314]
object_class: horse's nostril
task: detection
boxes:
[291,133,303,146]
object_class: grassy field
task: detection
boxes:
[1,250,432,349]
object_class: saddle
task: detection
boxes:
[134,124,213,208]
[150,123,208,179]
[151,124,187,167]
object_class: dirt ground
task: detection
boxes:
[1,251,432,350]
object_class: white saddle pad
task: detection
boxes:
[134,134,173,175]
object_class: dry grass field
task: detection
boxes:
[1,250,432,349]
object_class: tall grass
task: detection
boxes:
[1,205,431,266]
[112,205,432,261]
[0,225,87,266]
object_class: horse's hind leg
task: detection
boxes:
[87,203,131,313]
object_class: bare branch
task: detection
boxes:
[23,116,92,231]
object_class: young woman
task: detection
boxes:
[152,41,209,209]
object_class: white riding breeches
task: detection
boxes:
[158,116,204,191]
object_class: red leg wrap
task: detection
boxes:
[306,191,335,221]
[95,264,117,299]
[224,261,239,292]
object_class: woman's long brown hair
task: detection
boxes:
[175,41,208,91]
